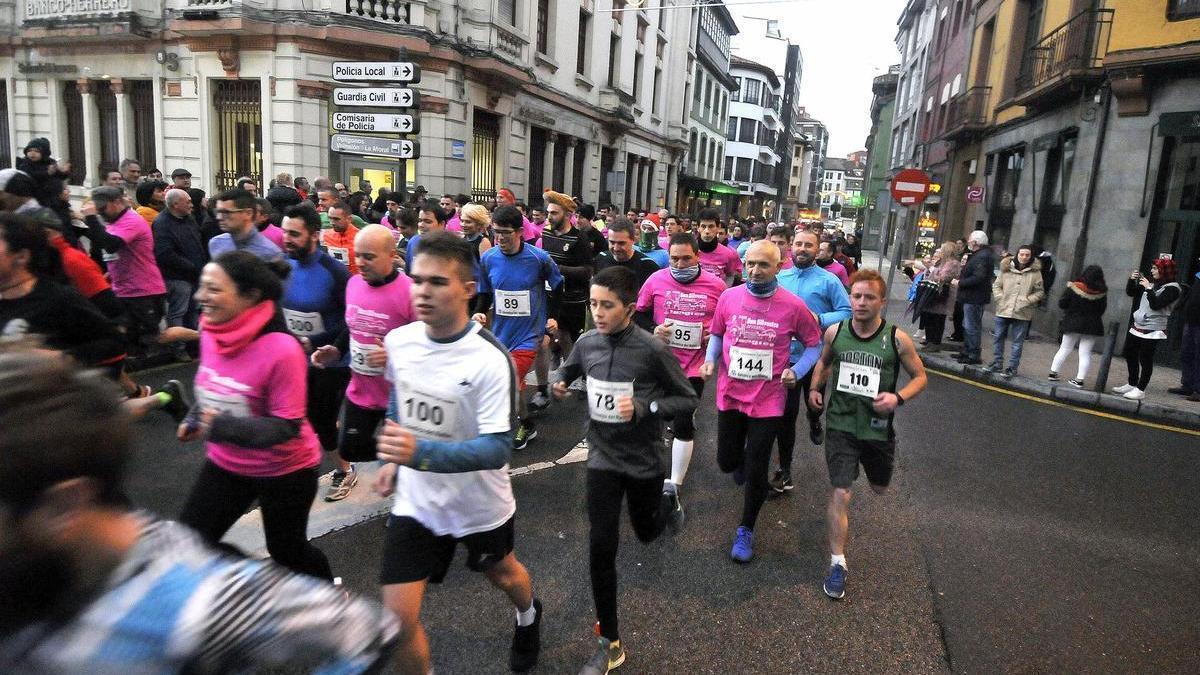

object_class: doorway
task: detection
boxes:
[337,155,415,199]
[1143,134,1200,365]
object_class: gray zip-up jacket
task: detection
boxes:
[558,323,699,479]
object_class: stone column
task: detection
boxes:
[542,131,558,193]
[78,79,100,187]
[110,78,135,163]
[562,137,576,196]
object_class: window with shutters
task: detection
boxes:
[743,79,760,106]
[62,82,85,184]
[537,0,550,55]
[130,80,156,171]
[577,9,591,75]
[213,79,263,191]
[94,80,119,173]
[498,0,516,26]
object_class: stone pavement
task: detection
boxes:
[860,250,1200,431]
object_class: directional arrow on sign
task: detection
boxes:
[332,61,422,83]
[330,133,420,159]
[332,112,418,134]
[333,87,419,108]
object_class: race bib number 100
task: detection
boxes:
[728,346,772,381]
[398,382,460,441]
[836,362,881,398]
[586,377,634,424]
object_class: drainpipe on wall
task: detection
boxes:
[1070,82,1112,282]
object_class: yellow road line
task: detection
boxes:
[928,369,1200,437]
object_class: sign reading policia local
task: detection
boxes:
[330,61,422,161]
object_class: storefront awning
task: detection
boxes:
[679,173,740,195]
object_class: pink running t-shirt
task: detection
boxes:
[699,244,743,284]
[106,208,166,298]
[709,284,822,418]
[636,268,726,377]
[196,331,321,477]
[344,273,415,410]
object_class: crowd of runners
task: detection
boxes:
[0,168,926,673]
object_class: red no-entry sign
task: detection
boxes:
[890,168,932,206]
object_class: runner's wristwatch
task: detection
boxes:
[895,393,905,406]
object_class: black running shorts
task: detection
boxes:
[824,429,896,489]
[336,399,386,462]
[380,515,514,585]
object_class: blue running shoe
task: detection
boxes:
[730,527,754,563]
[823,563,847,599]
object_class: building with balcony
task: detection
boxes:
[863,66,899,249]
[787,132,816,213]
[674,0,740,217]
[722,55,782,218]
[891,0,938,171]
[819,157,863,219]
[796,108,829,213]
[0,0,697,211]
[951,0,1200,347]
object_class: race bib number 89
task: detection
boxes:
[728,346,772,381]
[495,289,532,317]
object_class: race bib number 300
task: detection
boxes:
[495,289,532,317]
[586,377,634,424]
[728,347,772,381]
[283,309,325,337]
[398,382,460,441]
[836,362,881,398]
[667,320,703,350]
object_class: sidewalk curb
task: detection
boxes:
[919,352,1200,432]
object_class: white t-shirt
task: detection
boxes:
[384,321,517,537]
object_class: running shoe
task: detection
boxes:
[768,470,793,495]
[809,420,824,446]
[529,391,551,412]
[730,526,754,563]
[157,379,192,423]
[1047,371,1060,381]
[324,467,358,502]
[510,598,542,672]
[513,422,538,451]
[1068,378,1085,388]
[578,636,625,675]
[661,487,685,534]
[823,563,847,599]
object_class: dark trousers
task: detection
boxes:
[951,300,965,340]
[179,461,333,580]
[717,409,782,530]
[307,366,351,451]
[774,375,820,474]
[1123,333,1160,391]
[1181,324,1200,393]
[922,312,947,344]
[587,469,665,642]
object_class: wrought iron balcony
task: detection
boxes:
[1015,8,1113,106]
[944,86,991,140]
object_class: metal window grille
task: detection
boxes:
[0,82,10,169]
[471,110,499,202]
[62,81,86,185]
[130,80,157,170]
[537,0,550,54]
[213,80,263,191]
[94,80,119,173]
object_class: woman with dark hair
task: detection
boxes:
[1114,258,1183,400]
[177,251,333,580]
[1049,265,1107,388]
[134,179,168,223]
[349,192,378,224]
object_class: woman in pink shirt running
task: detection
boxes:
[177,251,331,580]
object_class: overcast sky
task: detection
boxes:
[727,0,907,158]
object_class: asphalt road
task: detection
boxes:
[126,362,1199,673]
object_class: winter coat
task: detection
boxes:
[1183,273,1200,327]
[16,138,61,190]
[992,256,1045,321]
[957,246,996,305]
[1127,278,1181,335]
[1057,282,1107,336]
[924,258,961,315]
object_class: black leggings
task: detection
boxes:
[179,461,333,580]
[775,374,821,474]
[1123,333,1160,391]
[587,468,665,642]
[307,366,351,451]
[717,409,782,530]
[922,312,947,344]
[672,377,706,441]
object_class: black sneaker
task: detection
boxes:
[157,379,191,423]
[809,420,824,446]
[510,598,542,672]
[513,422,538,451]
[768,470,793,495]
[661,487,685,534]
[1168,386,1195,396]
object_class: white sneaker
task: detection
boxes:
[1111,384,1134,394]
[1122,388,1145,400]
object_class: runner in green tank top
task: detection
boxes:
[808,269,927,600]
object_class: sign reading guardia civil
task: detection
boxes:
[26,0,132,20]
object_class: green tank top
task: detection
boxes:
[826,319,900,441]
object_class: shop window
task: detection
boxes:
[213,79,263,191]
[62,82,86,184]
[471,110,500,202]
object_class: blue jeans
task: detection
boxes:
[962,303,985,360]
[165,279,198,330]
[992,317,1030,371]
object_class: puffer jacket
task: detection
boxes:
[1057,281,1107,336]
[992,256,1045,321]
